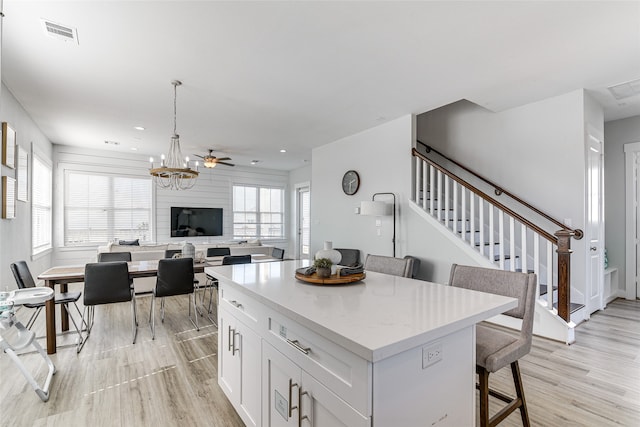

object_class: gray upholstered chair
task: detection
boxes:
[364,254,414,278]
[449,264,536,427]
[335,248,361,267]
[151,258,198,339]
[79,261,137,353]
[97,251,132,262]
[403,255,421,278]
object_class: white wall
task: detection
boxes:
[604,115,640,296]
[53,145,290,266]
[0,84,53,288]
[311,115,485,283]
[416,90,592,294]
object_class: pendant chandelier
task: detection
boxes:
[149,80,199,190]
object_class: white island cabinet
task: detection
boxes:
[207,261,516,427]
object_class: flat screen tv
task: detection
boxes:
[171,207,223,237]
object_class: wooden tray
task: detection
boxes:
[295,271,365,285]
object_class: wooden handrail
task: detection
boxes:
[413,148,561,243]
[416,140,583,240]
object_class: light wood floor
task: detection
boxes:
[1,286,638,427]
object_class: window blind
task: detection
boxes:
[64,171,152,246]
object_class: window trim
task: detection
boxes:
[232,183,286,240]
[31,150,53,256]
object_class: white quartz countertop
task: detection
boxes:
[206,260,517,362]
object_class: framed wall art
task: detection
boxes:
[17,146,28,201]
[2,176,16,219]
[2,122,16,169]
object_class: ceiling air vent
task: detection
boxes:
[607,78,640,100]
[41,19,79,44]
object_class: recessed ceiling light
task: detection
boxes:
[280,149,287,153]
[130,147,138,151]
[251,160,260,165]
[104,140,120,146]
[134,126,145,131]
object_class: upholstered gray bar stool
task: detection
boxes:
[449,264,536,427]
[363,254,414,278]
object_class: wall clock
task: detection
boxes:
[342,170,360,195]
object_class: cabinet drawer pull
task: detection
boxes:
[299,388,310,426]
[229,300,243,309]
[228,326,235,352]
[287,339,311,355]
[288,379,299,418]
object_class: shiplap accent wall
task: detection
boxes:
[155,166,290,244]
[52,145,290,265]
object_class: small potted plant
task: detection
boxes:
[313,257,333,278]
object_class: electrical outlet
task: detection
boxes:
[422,342,442,369]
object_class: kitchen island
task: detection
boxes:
[206,260,516,427]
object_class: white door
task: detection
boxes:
[296,186,311,260]
[625,143,640,300]
[586,134,604,314]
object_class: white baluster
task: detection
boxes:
[444,176,450,226]
[422,162,428,211]
[521,224,527,274]
[489,204,495,263]
[533,234,540,297]
[509,217,515,271]
[429,166,435,215]
[452,183,458,235]
[461,187,467,243]
[437,170,443,221]
[547,241,554,310]
[498,211,505,269]
[470,192,476,250]
[479,198,484,256]
[415,157,421,203]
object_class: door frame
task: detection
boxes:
[624,141,640,300]
[295,182,310,260]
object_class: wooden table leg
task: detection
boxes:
[60,283,69,331]
[45,279,57,354]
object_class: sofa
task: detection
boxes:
[96,241,274,294]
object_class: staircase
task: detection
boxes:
[412,143,585,343]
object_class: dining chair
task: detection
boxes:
[201,248,232,326]
[79,261,137,353]
[206,247,231,257]
[150,257,198,339]
[164,249,182,259]
[363,254,414,277]
[97,251,132,262]
[271,247,285,260]
[10,261,84,343]
[449,264,536,427]
[222,255,252,265]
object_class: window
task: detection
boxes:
[32,153,52,255]
[64,171,152,246]
[233,185,284,239]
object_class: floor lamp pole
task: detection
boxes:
[372,192,396,257]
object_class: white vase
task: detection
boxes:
[182,241,195,260]
[315,241,342,274]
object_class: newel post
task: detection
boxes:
[555,230,573,322]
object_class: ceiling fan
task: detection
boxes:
[194,149,235,168]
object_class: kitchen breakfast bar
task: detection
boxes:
[207,260,516,427]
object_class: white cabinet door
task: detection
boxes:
[263,342,301,427]
[238,320,261,427]
[300,371,370,427]
[219,305,262,427]
[219,307,241,401]
[263,342,370,427]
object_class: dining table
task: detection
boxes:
[37,254,282,354]
[37,260,208,354]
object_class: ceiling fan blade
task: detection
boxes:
[217,161,235,167]
[194,154,205,159]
